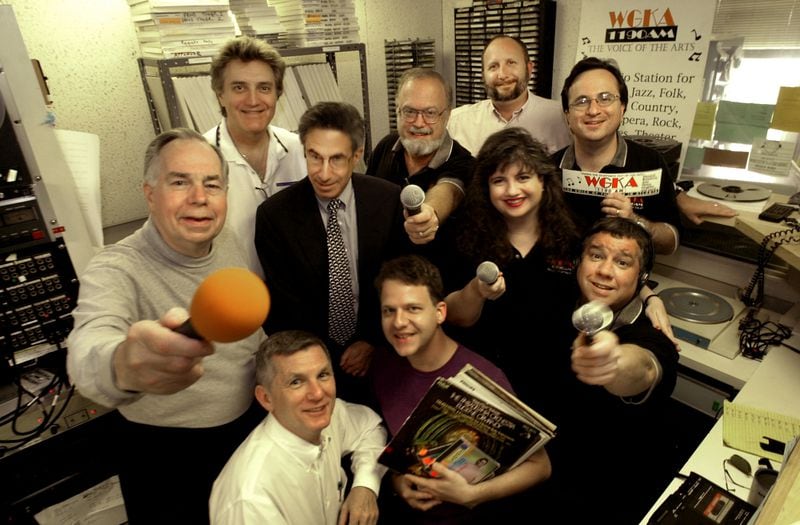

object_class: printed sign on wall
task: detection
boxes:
[575,2,716,168]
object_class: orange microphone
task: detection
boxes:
[175,267,270,343]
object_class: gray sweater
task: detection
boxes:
[67,219,264,427]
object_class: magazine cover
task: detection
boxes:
[379,377,544,478]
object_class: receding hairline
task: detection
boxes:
[143,132,226,186]
[396,69,452,109]
[483,35,530,64]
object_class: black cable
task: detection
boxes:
[739,309,792,360]
[11,374,64,437]
[737,220,800,359]
[739,219,800,309]
[0,341,73,453]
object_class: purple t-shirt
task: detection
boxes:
[371,344,514,437]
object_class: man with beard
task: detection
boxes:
[368,68,474,245]
[447,35,571,157]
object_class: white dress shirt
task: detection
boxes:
[209,399,387,525]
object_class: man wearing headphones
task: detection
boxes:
[546,217,679,524]
[572,216,675,403]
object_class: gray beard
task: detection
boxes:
[400,135,444,157]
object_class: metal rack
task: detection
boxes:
[453,0,556,106]
[384,39,436,131]
[137,42,372,153]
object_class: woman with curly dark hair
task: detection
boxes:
[458,127,579,271]
[442,127,580,411]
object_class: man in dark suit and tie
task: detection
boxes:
[255,101,409,402]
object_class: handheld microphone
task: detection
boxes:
[400,184,425,216]
[175,267,270,343]
[476,261,500,285]
[571,301,613,339]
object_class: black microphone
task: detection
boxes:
[476,261,500,285]
[400,184,425,216]
[571,301,613,340]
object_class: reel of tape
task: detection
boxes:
[696,182,771,202]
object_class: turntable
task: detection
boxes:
[652,275,747,359]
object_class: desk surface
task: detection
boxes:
[641,345,800,523]
[706,193,800,273]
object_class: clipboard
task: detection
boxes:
[722,400,800,462]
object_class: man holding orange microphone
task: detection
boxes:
[67,128,269,524]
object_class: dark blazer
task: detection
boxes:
[254,174,409,350]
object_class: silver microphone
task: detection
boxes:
[476,261,500,285]
[572,301,613,338]
[400,184,425,216]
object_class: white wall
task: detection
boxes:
[4,0,154,228]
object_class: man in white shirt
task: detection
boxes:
[210,330,387,525]
[205,36,307,277]
[447,34,571,156]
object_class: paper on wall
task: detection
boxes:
[54,129,103,249]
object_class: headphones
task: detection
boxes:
[637,269,651,292]
[637,229,655,292]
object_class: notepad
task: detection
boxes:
[722,400,800,462]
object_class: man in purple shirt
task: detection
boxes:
[371,254,551,524]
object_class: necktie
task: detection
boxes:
[326,199,357,345]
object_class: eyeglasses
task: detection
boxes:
[569,92,621,111]
[399,107,446,124]
[306,151,352,171]
[723,456,752,493]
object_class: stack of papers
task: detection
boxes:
[229,0,284,39]
[128,0,235,59]
[722,400,800,463]
[303,0,359,47]
[269,0,306,47]
[268,0,359,48]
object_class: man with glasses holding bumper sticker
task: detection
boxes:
[368,68,474,245]
[553,57,682,256]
